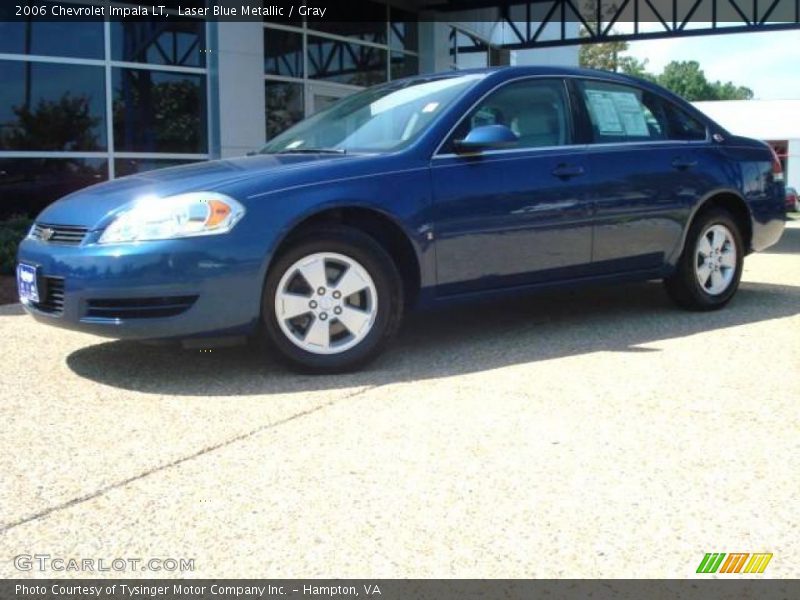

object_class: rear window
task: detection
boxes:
[660,101,707,141]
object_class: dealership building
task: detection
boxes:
[2,0,797,220]
[0,2,578,217]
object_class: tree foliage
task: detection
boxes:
[578,32,753,101]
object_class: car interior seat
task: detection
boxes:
[515,102,562,148]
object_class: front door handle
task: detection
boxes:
[552,164,585,179]
[672,158,698,170]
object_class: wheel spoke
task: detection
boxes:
[697,235,713,257]
[334,266,368,298]
[278,292,312,319]
[720,251,736,268]
[337,305,372,336]
[304,316,330,348]
[710,228,727,251]
[710,269,725,291]
[297,257,328,291]
[697,262,713,287]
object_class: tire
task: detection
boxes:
[262,225,404,373]
[664,207,744,311]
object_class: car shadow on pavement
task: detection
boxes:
[66,279,800,397]
[0,304,26,316]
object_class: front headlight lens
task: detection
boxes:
[98,192,245,244]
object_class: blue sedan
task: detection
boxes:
[16,66,786,372]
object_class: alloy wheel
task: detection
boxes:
[274,252,378,354]
[694,223,737,295]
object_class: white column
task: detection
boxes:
[216,22,266,158]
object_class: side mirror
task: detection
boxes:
[453,124,518,153]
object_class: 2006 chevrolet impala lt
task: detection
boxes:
[17,67,786,372]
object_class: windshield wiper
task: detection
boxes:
[276,147,347,155]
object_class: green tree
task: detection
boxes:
[618,56,657,81]
[579,35,629,72]
[656,60,715,101]
[656,60,754,101]
[711,80,754,100]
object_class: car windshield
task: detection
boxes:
[259,74,486,155]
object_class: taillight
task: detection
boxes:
[770,146,784,182]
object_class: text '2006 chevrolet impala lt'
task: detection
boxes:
[17,67,786,372]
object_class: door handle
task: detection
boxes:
[672,158,698,170]
[552,164,585,179]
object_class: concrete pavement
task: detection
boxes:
[1,220,798,578]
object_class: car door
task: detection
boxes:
[571,78,710,274]
[430,78,593,296]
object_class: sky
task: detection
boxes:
[621,27,800,100]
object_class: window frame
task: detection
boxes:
[571,77,710,146]
[434,76,577,157]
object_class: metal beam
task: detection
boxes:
[442,0,800,51]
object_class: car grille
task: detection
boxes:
[31,277,65,315]
[85,296,198,320]
[31,223,89,245]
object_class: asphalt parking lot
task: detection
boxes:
[1,220,798,579]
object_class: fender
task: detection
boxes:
[258,199,429,299]
[665,187,753,267]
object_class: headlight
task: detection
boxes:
[98,192,245,244]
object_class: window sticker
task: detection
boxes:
[585,89,650,137]
[611,91,649,136]
[585,90,623,134]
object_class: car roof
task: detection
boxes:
[408,65,640,83]
[406,65,707,118]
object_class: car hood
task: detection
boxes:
[35,154,352,227]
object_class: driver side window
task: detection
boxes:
[442,79,571,153]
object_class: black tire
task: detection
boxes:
[664,207,744,311]
[261,225,404,373]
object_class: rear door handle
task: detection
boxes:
[672,158,698,170]
[552,164,585,179]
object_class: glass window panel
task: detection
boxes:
[0,6,103,59]
[113,68,208,153]
[443,79,570,153]
[0,158,108,220]
[308,22,387,45]
[660,100,707,141]
[577,80,670,144]
[0,60,107,151]
[390,10,418,52]
[307,3,387,44]
[264,28,304,78]
[307,36,387,87]
[390,52,418,80]
[266,81,304,140]
[112,19,206,67]
[115,158,200,177]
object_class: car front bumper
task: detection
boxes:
[16,235,267,341]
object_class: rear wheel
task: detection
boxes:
[664,208,743,311]
[262,226,403,373]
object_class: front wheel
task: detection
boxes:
[262,226,403,373]
[664,208,744,311]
